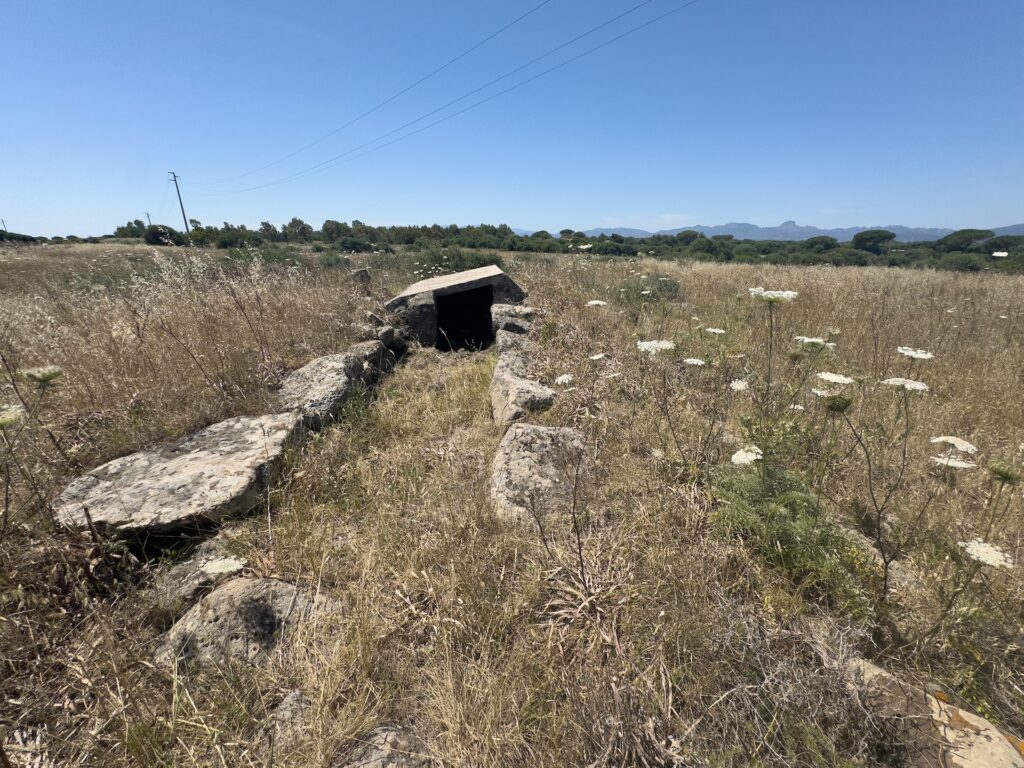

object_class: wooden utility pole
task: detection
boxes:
[1,219,7,232]
[168,172,190,234]
[145,212,152,226]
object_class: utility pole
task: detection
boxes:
[144,212,152,226]
[1,219,7,232]
[168,172,190,234]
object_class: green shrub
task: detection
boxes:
[143,225,187,246]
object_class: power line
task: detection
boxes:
[211,0,703,196]
[208,0,662,195]
[197,0,556,185]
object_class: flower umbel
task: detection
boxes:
[0,404,26,429]
[958,538,1014,569]
[816,372,855,385]
[897,346,934,360]
[930,436,977,454]
[731,446,763,466]
[637,340,675,354]
[881,377,929,392]
[21,365,63,385]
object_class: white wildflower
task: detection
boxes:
[588,353,607,361]
[637,340,675,354]
[958,538,1014,569]
[881,377,929,392]
[817,372,855,385]
[683,358,705,366]
[0,404,26,429]
[930,456,977,469]
[554,374,574,386]
[812,388,840,397]
[897,346,934,360]
[706,327,726,335]
[731,445,763,466]
[789,404,805,411]
[795,336,836,350]
[729,380,749,392]
[930,436,978,454]
[750,287,798,302]
[586,300,608,307]
[640,290,652,295]
[651,448,665,460]
[21,365,63,384]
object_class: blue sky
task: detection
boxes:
[3,0,1022,237]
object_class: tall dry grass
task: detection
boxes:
[3,248,1023,766]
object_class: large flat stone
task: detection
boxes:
[489,424,585,523]
[156,576,321,667]
[278,353,364,429]
[489,330,554,426]
[54,413,301,537]
[491,303,538,335]
[384,265,526,311]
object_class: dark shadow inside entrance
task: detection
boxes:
[435,285,495,351]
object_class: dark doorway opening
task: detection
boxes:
[435,285,495,351]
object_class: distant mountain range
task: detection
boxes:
[529,221,1024,242]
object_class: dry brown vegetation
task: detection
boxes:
[2,243,1023,766]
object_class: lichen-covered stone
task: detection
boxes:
[489,331,553,426]
[489,424,585,523]
[55,413,301,537]
[156,577,322,667]
[491,303,538,335]
[278,353,364,429]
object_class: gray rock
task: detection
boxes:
[156,577,321,667]
[376,324,396,346]
[491,303,538,335]
[366,311,386,327]
[335,726,429,768]
[384,265,525,312]
[489,331,554,426]
[394,294,437,348]
[55,413,301,537]
[489,424,585,523]
[348,339,394,383]
[278,353,364,429]
[269,690,312,756]
[351,268,371,288]
[152,553,247,618]
[849,659,1024,768]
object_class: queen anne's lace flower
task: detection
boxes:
[21,365,63,384]
[897,346,934,360]
[554,374,574,386]
[586,300,607,307]
[795,336,836,350]
[588,353,606,361]
[749,287,798,302]
[705,328,726,335]
[816,372,855,385]
[637,340,675,354]
[731,446,763,466]
[729,380,749,392]
[930,436,977,454]
[958,538,1014,568]
[881,377,928,392]
[683,358,705,366]
[0,405,26,428]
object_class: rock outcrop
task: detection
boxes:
[55,413,301,538]
[491,303,537,335]
[490,330,554,427]
[336,726,430,768]
[850,659,1024,768]
[489,423,585,523]
[156,577,323,667]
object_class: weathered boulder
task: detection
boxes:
[393,293,437,348]
[376,324,396,346]
[278,353,364,429]
[491,303,538,335]
[489,424,585,523]
[55,413,301,538]
[351,267,371,289]
[489,331,554,426]
[335,726,430,768]
[152,551,247,619]
[850,659,1024,768]
[268,689,312,757]
[156,577,322,667]
[349,339,395,383]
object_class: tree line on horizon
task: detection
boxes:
[4,218,1022,273]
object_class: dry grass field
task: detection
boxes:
[2,242,1022,766]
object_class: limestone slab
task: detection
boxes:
[278,353,364,429]
[489,424,585,523]
[55,413,301,537]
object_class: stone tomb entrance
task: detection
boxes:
[435,283,494,350]
[385,265,527,351]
